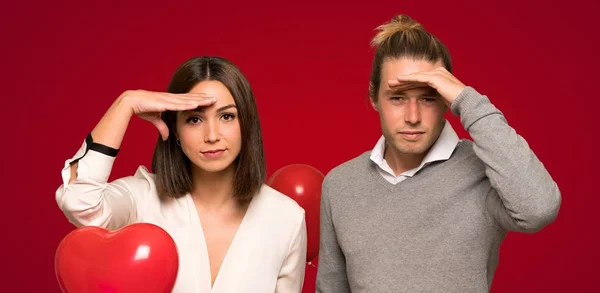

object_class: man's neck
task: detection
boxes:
[383,144,427,176]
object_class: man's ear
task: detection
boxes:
[369,82,379,112]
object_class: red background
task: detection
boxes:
[1,0,598,292]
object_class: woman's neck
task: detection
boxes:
[190,164,237,210]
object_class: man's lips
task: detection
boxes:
[398,131,425,141]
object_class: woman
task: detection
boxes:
[55,56,307,292]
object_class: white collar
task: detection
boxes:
[369,120,459,177]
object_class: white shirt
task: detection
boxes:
[370,120,460,184]
[55,139,307,293]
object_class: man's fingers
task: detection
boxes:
[388,80,430,91]
[396,73,432,84]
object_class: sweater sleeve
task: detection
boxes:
[451,87,561,232]
[315,176,351,292]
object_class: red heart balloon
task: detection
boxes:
[55,223,179,293]
[267,164,324,263]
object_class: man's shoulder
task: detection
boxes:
[454,139,477,158]
[324,151,371,184]
[446,139,485,172]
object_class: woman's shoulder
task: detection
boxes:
[131,165,156,180]
[112,165,158,195]
[253,184,305,222]
[257,184,305,212]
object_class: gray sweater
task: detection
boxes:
[315,87,561,293]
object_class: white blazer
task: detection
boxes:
[55,139,307,293]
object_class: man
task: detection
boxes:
[316,14,561,293]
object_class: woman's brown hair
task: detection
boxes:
[152,56,266,201]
